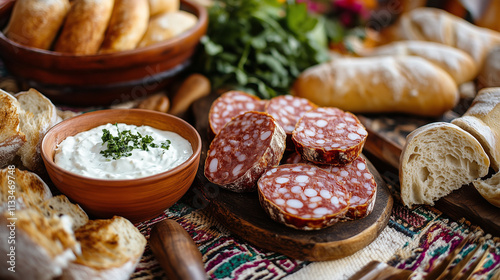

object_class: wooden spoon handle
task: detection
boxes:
[149,219,207,280]
[169,73,211,116]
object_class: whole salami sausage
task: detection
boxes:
[292,107,368,165]
[258,163,350,230]
[204,111,286,192]
[286,153,377,220]
[208,91,267,135]
[265,95,317,150]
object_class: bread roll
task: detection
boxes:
[381,7,500,67]
[473,171,500,208]
[452,87,500,172]
[54,0,115,55]
[138,10,197,48]
[358,41,477,85]
[399,122,490,208]
[4,0,70,50]
[60,216,146,280]
[99,0,150,53]
[477,46,500,89]
[148,0,179,16]
[292,56,459,117]
[0,90,25,167]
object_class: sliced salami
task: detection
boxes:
[292,107,367,165]
[258,163,350,230]
[285,153,377,220]
[266,95,317,150]
[204,111,286,192]
[208,91,267,135]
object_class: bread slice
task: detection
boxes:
[452,87,500,172]
[0,209,79,280]
[39,195,89,230]
[60,216,146,280]
[399,122,490,208]
[473,171,500,208]
[0,90,26,167]
[15,88,59,172]
[0,167,53,212]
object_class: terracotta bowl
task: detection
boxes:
[41,109,202,223]
[0,0,207,106]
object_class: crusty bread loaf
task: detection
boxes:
[473,171,500,208]
[381,7,500,67]
[0,167,52,212]
[4,0,70,50]
[15,89,59,172]
[477,46,500,89]
[99,0,150,53]
[0,209,79,280]
[54,0,115,55]
[39,195,89,230]
[358,40,477,85]
[60,216,146,280]
[292,55,459,117]
[452,87,500,172]
[148,0,179,16]
[138,10,197,48]
[399,122,490,208]
[0,90,26,168]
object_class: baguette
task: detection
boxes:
[381,7,500,67]
[452,87,500,172]
[15,89,59,172]
[0,209,79,280]
[292,55,459,117]
[138,10,197,48]
[0,90,25,168]
[399,122,490,208]
[54,0,115,55]
[4,0,70,50]
[60,216,146,280]
[358,40,477,85]
[99,0,150,53]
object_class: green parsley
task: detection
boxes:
[100,124,171,160]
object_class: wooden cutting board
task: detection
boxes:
[189,94,393,261]
[358,113,500,235]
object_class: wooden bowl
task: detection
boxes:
[0,0,207,106]
[41,109,202,223]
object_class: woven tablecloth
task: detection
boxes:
[1,67,499,280]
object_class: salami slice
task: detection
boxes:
[204,111,286,192]
[208,91,267,135]
[292,107,367,165]
[265,95,317,150]
[258,163,350,230]
[286,153,377,220]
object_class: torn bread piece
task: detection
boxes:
[0,209,80,280]
[0,90,26,167]
[60,216,146,280]
[399,122,490,208]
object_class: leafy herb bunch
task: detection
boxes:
[193,0,330,99]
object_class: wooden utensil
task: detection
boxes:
[149,219,207,280]
[169,73,211,116]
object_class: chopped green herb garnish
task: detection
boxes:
[100,123,170,160]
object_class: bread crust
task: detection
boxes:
[359,41,477,85]
[0,90,26,167]
[148,0,179,16]
[293,56,459,117]
[4,0,70,50]
[54,0,115,55]
[99,0,150,53]
[399,122,490,208]
[138,10,198,48]
[452,87,500,172]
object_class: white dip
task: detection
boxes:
[54,123,193,180]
